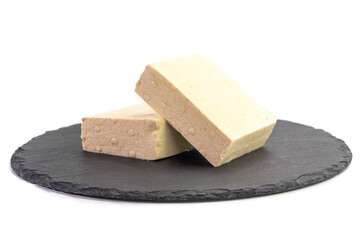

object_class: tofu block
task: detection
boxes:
[81,104,192,160]
[135,55,277,167]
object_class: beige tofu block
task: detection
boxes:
[135,55,277,167]
[81,104,192,160]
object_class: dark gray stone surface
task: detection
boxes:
[11,120,352,202]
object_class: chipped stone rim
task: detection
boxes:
[10,121,352,202]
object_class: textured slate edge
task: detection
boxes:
[10,124,353,202]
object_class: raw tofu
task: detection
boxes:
[135,55,277,167]
[81,104,192,160]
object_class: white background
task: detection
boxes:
[1,1,359,239]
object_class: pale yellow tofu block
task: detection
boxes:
[135,55,277,167]
[81,104,192,160]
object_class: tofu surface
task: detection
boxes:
[135,55,277,167]
[81,104,192,160]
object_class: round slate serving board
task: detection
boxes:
[11,120,352,202]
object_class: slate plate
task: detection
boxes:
[11,120,352,202]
